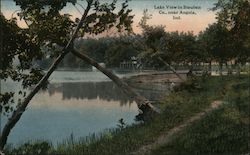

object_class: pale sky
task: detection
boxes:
[1,0,218,35]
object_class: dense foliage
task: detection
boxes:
[1,0,134,112]
[0,14,43,115]
[213,0,250,64]
[1,0,134,150]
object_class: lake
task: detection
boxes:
[0,70,169,146]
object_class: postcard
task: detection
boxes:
[0,0,249,154]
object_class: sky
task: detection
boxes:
[1,0,218,35]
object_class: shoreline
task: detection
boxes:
[124,72,187,84]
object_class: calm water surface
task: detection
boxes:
[1,71,169,145]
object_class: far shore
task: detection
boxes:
[124,72,187,84]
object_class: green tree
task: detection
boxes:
[0,14,43,115]
[178,32,200,64]
[197,31,214,74]
[136,25,185,81]
[105,37,138,67]
[163,31,203,70]
[0,0,159,151]
[135,9,189,81]
[213,0,250,70]
[199,23,234,75]
[75,38,107,63]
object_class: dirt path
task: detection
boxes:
[131,100,223,155]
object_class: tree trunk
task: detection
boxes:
[225,62,232,75]
[236,62,241,76]
[158,57,185,82]
[0,1,93,150]
[209,61,212,76]
[71,49,161,114]
[219,61,223,76]
[0,52,67,150]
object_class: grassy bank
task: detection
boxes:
[5,75,249,155]
[151,75,250,155]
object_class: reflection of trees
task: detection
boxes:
[133,88,168,102]
[130,83,169,102]
[47,82,133,106]
[47,82,168,106]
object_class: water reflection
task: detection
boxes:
[47,82,133,106]
[6,81,140,145]
[131,83,170,101]
[2,71,170,145]
[46,81,169,105]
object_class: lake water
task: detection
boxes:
[0,71,169,146]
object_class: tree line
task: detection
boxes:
[39,15,249,73]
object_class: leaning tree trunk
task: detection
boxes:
[0,1,93,150]
[71,49,161,113]
[225,62,232,75]
[236,62,241,76]
[209,61,212,76]
[157,57,185,82]
[219,61,223,76]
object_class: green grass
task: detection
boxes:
[4,75,250,155]
[151,75,250,155]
